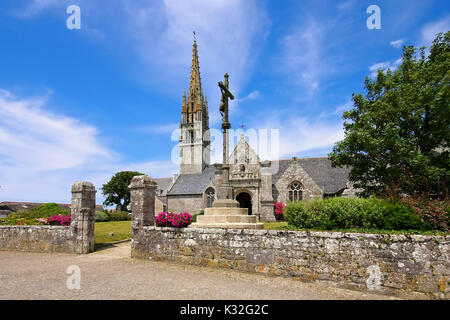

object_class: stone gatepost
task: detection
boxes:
[260,161,275,221]
[71,181,96,254]
[129,175,157,231]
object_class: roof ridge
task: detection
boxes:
[276,156,330,161]
[1,201,70,205]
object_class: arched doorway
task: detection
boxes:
[236,192,252,215]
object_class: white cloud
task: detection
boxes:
[390,39,405,49]
[0,90,110,172]
[11,0,62,18]
[279,20,328,93]
[420,16,450,46]
[121,0,269,125]
[368,57,402,78]
[138,123,179,135]
[0,90,177,204]
[333,100,353,116]
[11,1,269,125]
[337,0,355,11]
[238,90,260,103]
[248,112,344,159]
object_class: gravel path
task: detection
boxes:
[0,242,411,300]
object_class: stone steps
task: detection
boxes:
[204,207,248,216]
[190,199,264,230]
[196,214,258,224]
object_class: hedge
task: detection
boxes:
[284,197,432,232]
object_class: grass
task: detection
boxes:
[93,220,446,245]
[264,221,288,230]
[263,221,448,236]
[94,221,131,245]
[192,211,204,222]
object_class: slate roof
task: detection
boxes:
[153,177,174,196]
[0,202,104,213]
[272,157,351,194]
[167,165,216,196]
[167,157,350,196]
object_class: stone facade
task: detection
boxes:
[168,194,204,215]
[0,181,96,254]
[131,227,449,299]
[272,159,323,203]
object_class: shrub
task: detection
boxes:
[284,197,432,232]
[154,212,193,228]
[9,203,69,219]
[95,211,110,222]
[273,202,286,221]
[401,198,449,232]
[46,214,71,226]
[0,217,47,226]
[108,211,131,221]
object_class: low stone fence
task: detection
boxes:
[0,182,96,254]
[131,226,449,299]
[128,174,449,299]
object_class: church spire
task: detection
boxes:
[179,35,210,174]
[181,88,187,113]
[188,36,203,113]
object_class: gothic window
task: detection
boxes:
[288,181,303,202]
[205,188,215,208]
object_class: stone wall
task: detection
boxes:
[168,194,203,215]
[131,227,449,299]
[0,182,96,254]
[0,225,76,253]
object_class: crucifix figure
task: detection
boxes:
[218,73,234,130]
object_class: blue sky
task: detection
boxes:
[0,0,449,204]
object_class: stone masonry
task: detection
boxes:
[129,175,157,237]
[0,181,96,254]
[132,227,450,299]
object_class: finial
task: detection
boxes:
[240,122,246,130]
[193,30,196,42]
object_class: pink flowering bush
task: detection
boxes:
[401,197,449,232]
[274,202,286,221]
[46,214,71,226]
[154,211,193,228]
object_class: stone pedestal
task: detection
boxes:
[260,160,276,221]
[71,181,96,254]
[190,199,264,229]
[129,175,157,230]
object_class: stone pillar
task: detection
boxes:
[260,161,275,221]
[129,175,157,230]
[71,181,96,254]
[214,163,223,190]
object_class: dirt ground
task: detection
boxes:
[0,242,414,300]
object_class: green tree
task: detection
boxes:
[101,171,144,211]
[330,32,450,199]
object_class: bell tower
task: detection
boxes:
[179,38,210,174]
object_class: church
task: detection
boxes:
[156,39,355,221]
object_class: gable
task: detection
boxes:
[228,135,260,165]
[272,157,350,195]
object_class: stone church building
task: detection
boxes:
[157,39,354,221]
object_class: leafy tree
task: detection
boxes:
[101,171,144,211]
[330,32,450,199]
